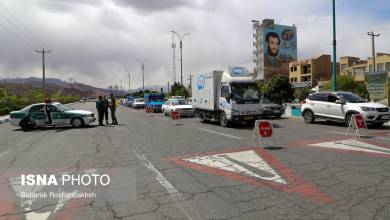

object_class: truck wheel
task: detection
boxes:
[220,112,231,127]
[71,117,85,128]
[199,111,207,123]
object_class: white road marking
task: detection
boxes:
[309,139,390,155]
[328,131,390,141]
[184,150,287,184]
[198,128,242,140]
[134,151,201,220]
[0,150,10,159]
[156,117,169,121]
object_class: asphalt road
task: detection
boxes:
[0,102,390,220]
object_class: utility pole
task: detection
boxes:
[136,59,149,92]
[171,31,190,85]
[35,48,51,99]
[171,32,176,83]
[368,31,380,72]
[128,73,131,95]
[331,0,337,91]
[120,80,123,97]
[69,76,72,88]
[168,81,170,94]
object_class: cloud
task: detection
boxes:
[0,0,389,90]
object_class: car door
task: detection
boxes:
[29,105,46,126]
[325,94,345,119]
[47,105,65,125]
[308,93,328,116]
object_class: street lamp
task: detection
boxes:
[332,0,337,91]
[136,59,149,92]
[171,30,190,85]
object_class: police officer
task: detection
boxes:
[110,94,118,125]
[96,96,104,126]
[102,95,110,125]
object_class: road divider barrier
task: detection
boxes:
[251,120,278,147]
[171,111,180,125]
[346,114,366,139]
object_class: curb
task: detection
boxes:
[0,116,9,124]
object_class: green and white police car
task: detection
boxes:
[10,101,96,131]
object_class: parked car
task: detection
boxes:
[170,96,185,100]
[162,99,195,117]
[301,91,390,127]
[132,98,145,109]
[144,93,165,112]
[9,101,96,131]
[260,96,284,118]
[186,97,192,105]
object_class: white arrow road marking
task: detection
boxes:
[309,139,390,155]
[184,150,287,184]
[198,128,242,140]
[0,150,10,159]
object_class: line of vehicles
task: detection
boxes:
[6,66,390,131]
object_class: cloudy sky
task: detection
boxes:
[0,0,390,89]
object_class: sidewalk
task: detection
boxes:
[0,115,9,124]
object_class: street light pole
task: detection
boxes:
[136,59,149,92]
[171,31,190,85]
[332,0,337,91]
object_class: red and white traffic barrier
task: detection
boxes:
[251,120,277,147]
[346,114,366,139]
[171,111,180,125]
[145,107,152,113]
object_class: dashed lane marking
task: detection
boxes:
[198,128,242,140]
[0,150,10,159]
[134,151,201,220]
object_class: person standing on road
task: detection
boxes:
[102,95,110,125]
[110,94,118,125]
[96,96,104,126]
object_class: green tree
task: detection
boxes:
[169,82,190,98]
[293,87,311,101]
[263,75,294,104]
[323,74,369,98]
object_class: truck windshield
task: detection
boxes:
[230,83,260,100]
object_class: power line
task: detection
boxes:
[0,2,44,49]
[0,22,37,50]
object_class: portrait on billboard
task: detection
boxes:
[263,25,297,79]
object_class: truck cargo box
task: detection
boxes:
[191,71,223,111]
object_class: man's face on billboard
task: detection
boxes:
[267,36,279,57]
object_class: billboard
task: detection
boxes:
[365,71,388,104]
[262,25,297,80]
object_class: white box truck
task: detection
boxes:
[191,66,261,127]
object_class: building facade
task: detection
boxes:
[341,53,390,80]
[252,19,297,81]
[289,54,339,88]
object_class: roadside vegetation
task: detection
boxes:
[0,84,80,115]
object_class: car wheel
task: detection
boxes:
[370,122,384,128]
[20,117,35,131]
[274,114,282,119]
[164,110,168,116]
[71,117,84,128]
[220,112,231,127]
[303,110,315,124]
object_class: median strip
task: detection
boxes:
[198,128,242,140]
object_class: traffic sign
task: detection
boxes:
[346,114,367,138]
[252,120,276,147]
[171,111,180,120]
[258,121,273,138]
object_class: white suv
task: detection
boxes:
[301,91,390,127]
